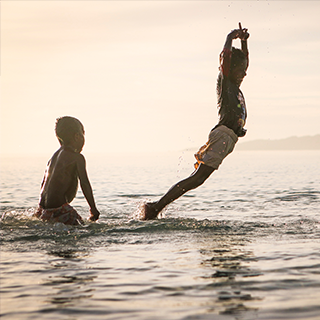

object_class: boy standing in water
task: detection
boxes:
[143,23,249,220]
[34,116,100,225]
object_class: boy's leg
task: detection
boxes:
[143,163,214,220]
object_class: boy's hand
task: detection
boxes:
[88,207,100,222]
[228,29,241,40]
[238,22,250,40]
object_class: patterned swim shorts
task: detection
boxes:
[194,125,238,170]
[34,203,84,225]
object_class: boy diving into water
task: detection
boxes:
[34,116,100,225]
[142,23,250,220]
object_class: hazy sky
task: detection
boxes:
[1,1,320,156]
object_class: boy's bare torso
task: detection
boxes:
[39,147,81,209]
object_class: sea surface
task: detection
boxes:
[1,150,320,320]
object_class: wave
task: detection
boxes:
[1,208,319,248]
[273,191,320,202]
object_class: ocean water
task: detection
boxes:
[1,150,320,320]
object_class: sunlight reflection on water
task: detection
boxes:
[1,150,320,319]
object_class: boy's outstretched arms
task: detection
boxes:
[221,23,249,77]
[223,23,249,52]
[76,154,100,221]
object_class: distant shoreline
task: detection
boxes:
[236,134,320,151]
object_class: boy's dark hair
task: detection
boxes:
[55,116,84,145]
[230,47,246,70]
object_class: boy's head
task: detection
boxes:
[55,116,84,147]
[229,47,248,86]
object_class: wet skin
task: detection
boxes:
[39,131,100,221]
[39,147,81,209]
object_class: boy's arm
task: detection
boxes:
[221,24,250,77]
[76,154,100,221]
[220,29,240,77]
[241,40,248,56]
[223,29,240,52]
[241,39,249,70]
[239,23,249,63]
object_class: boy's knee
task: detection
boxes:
[193,166,214,187]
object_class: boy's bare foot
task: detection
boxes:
[142,202,159,220]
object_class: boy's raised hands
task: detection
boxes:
[228,23,249,40]
[239,22,250,40]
